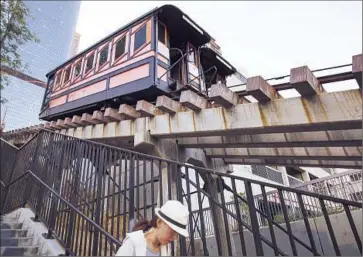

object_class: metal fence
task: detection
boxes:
[293,170,362,200]
[1,130,362,256]
[191,170,362,240]
[287,175,303,186]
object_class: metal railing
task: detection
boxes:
[287,175,303,186]
[1,130,362,256]
[292,170,363,201]
[1,170,121,256]
[191,170,362,241]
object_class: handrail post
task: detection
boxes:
[43,137,67,239]
[92,147,105,256]
[32,132,55,223]
[65,141,84,253]
[1,145,18,214]
[128,153,135,232]
[22,133,43,206]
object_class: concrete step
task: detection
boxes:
[1,237,35,247]
[0,229,28,238]
[0,246,39,256]
[0,216,19,223]
[1,222,24,229]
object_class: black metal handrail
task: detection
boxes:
[28,129,359,205]
[157,48,192,82]
[1,130,362,256]
[2,170,121,255]
[227,63,353,89]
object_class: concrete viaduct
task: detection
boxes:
[2,54,362,170]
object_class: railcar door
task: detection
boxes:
[186,43,202,92]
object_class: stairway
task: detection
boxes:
[0,216,41,256]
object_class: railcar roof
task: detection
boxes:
[200,47,237,77]
[45,4,212,77]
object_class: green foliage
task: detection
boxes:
[230,192,250,232]
[0,0,39,103]
[327,206,344,215]
[273,214,285,224]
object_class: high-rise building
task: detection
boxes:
[70,32,81,57]
[1,1,81,131]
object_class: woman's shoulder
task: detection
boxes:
[126,230,145,241]
[115,230,145,256]
[126,231,146,249]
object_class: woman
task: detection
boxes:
[115,200,189,256]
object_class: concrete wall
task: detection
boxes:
[304,167,331,178]
[193,209,362,256]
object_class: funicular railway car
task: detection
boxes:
[39,5,245,121]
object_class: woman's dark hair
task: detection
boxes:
[133,215,158,232]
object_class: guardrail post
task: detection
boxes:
[43,138,67,239]
[92,147,105,256]
[65,141,84,252]
[32,133,55,223]
[128,154,135,232]
[22,133,43,206]
[204,173,235,256]
[1,147,18,214]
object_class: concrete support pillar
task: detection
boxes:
[203,157,237,256]
[133,126,237,255]
[277,166,290,186]
[301,169,311,182]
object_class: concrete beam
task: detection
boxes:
[71,115,83,126]
[63,117,78,128]
[149,89,362,137]
[247,76,276,101]
[156,95,181,114]
[104,107,123,121]
[50,121,61,130]
[204,146,362,161]
[119,104,140,120]
[179,90,208,111]
[136,100,155,117]
[209,83,239,107]
[223,158,361,169]
[176,130,362,148]
[352,54,362,88]
[290,66,321,95]
[81,113,98,125]
[56,119,68,129]
[92,110,110,123]
[134,131,155,153]
[59,89,362,139]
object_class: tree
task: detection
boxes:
[0,0,39,103]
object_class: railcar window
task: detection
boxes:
[63,66,71,84]
[55,73,61,86]
[98,44,109,67]
[158,23,166,44]
[134,24,146,52]
[74,61,82,78]
[85,53,95,74]
[115,36,126,60]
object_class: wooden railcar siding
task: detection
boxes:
[109,63,150,88]
[68,79,107,102]
[49,95,67,108]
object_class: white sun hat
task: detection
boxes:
[155,200,190,237]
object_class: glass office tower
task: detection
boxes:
[1,1,81,131]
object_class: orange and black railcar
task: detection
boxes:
[39,5,243,121]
